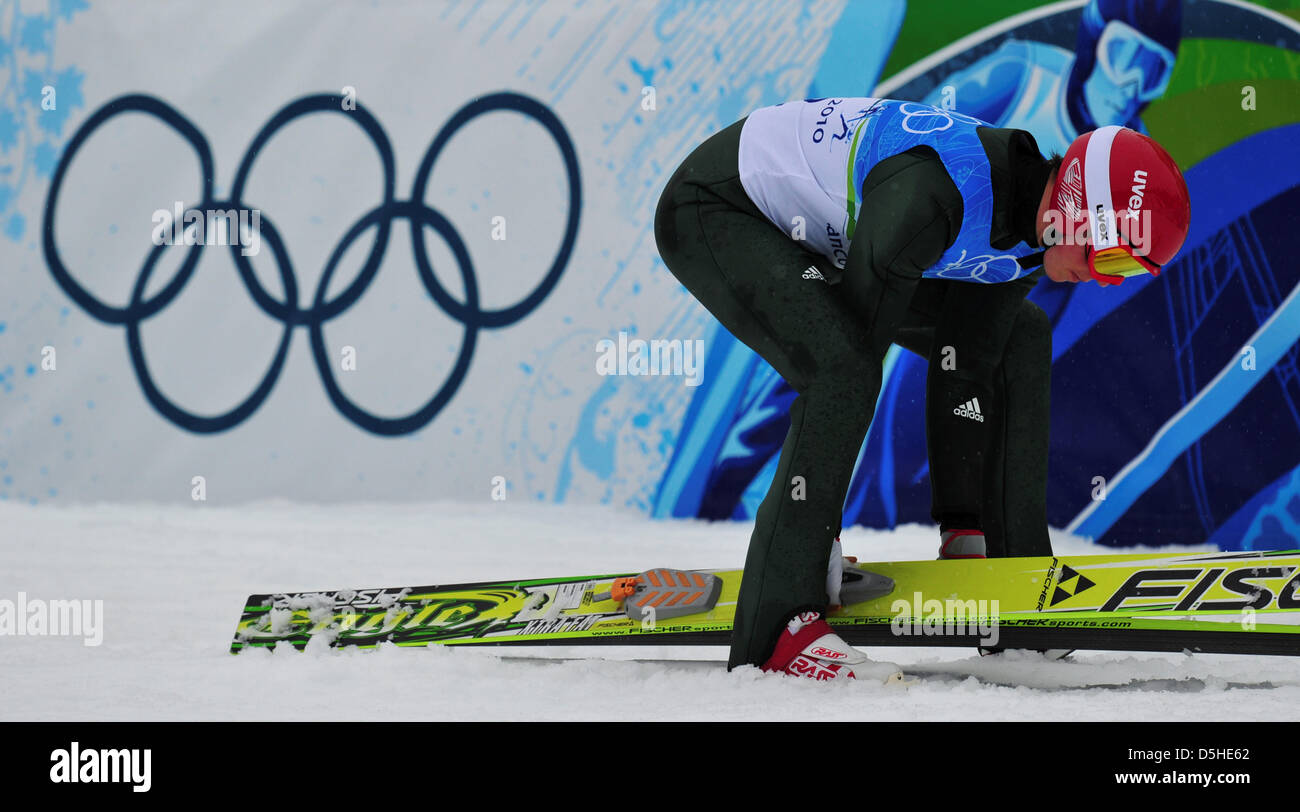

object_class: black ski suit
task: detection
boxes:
[653,116,1056,669]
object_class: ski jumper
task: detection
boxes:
[654,98,1055,668]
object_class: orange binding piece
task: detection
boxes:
[609,577,641,604]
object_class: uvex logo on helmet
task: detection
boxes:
[1128,169,1148,213]
[1094,202,1110,244]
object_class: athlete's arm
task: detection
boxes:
[837,145,964,355]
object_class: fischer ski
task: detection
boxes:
[230,550,1300,657]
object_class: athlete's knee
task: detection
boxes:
[1004,299,1052,371]
[1018,299,1050,345]
[931,339,998,389]
[808,353,881,421]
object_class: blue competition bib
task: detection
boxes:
[847,100,1038,283]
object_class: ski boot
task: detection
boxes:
[761,610,905,684]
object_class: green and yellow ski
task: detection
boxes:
[230,549,1300,656]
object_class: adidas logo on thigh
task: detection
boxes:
[953,397,985,422]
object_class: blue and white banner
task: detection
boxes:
[2,0,866,507]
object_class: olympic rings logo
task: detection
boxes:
[897,102,981,135]
[42,92,581,436]
[934,249,1024,283]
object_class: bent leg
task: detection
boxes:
[655,124,894,668]
[982,298,1052,557]
[923,278,1033,531]
[895,279,1051,558]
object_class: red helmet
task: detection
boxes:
[1051,125,1191,284]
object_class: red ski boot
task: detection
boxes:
[761,611,905,684]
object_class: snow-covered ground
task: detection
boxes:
[3,500,1298,721]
